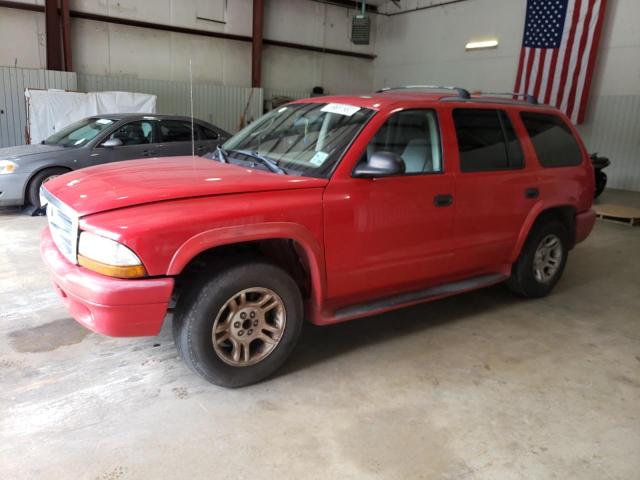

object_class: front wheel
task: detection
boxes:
[173,260,304,387]
[507,221,569,298]
[27,167,69,208]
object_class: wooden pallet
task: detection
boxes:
[594,204,640,226]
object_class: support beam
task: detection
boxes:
[60,0,72,71]
[44,0,63,71]
[309,0,378,14]
[251,0,264,88]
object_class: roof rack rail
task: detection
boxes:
[376,85,471,99]
[474,91,539,104]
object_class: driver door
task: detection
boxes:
[89,119,159,166]
[323,109,457,308]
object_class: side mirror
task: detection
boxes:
[353,151,405,178]
[102,138,123,148]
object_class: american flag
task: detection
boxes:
[514,0,608,124]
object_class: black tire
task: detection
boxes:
[507,220,569,298]
[172,260,304,387]
[27,167,69,207]
[594,170,607,198]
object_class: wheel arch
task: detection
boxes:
[511,203,577,262]
[23,164,72,203]
[168,223,326,316]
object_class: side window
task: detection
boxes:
[198,125,219,140]
[520,112,583,167]
[453,109,524,172]
[364,109,442,174]
[107,120,155,146]
[160,120,193,143]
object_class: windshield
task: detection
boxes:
[223,103,375,177]
[44,118,116,147]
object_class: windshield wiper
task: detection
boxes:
[216,145,229,163]
[231,150,287,175]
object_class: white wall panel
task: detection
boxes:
[1,0,374,92]
[578,95,640,191]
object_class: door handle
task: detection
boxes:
[433,194,454,207]
[525,187,539,199]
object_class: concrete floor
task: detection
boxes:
[1,189,639,480]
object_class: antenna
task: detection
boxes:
[189,58,195,157]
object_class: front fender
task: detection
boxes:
[167,222,327,310]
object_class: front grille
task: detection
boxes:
[42,188,79,264]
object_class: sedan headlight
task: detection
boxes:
[77,231,147,278]
[0,160,17,174]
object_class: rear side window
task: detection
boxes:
[160,120,193,142]
[520,113,583,167]
[199,125,219,140]
[453,109,524,172]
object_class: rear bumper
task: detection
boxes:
[575,208,596,245]
[40,227,174,337]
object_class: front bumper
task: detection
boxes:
[40,227,174,337]
[575,208,596,245]
[0,173,28,206]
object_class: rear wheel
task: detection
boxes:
[27,167,69,208]
[507,221,569,298]
[173,260,304,387]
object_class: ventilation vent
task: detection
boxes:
[351,15,370,45]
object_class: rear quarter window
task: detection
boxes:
[520,112,583,167]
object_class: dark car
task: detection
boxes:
[0,114,230,208]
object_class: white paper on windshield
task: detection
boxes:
[321,103,361,117]
[309,151,330,166]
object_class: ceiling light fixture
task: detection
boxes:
[465,39,499,50]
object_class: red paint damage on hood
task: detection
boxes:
[44,156,327,216]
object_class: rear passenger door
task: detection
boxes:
[156,119,197,157]
[450,108,535,276]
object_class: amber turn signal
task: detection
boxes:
[78,255,147,279]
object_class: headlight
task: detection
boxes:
[0,160,17,174]
[77,231,147,278]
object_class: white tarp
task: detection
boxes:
[25,89,157,144]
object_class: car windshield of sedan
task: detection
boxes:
[222,103,375,177]
[44,118,116,147]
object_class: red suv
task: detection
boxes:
[40,86,596,387]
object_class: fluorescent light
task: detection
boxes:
[465,39,499,50]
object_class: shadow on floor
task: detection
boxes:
[278,284,523,377]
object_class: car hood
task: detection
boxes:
[0,144,66,160]
[43,156,328,216]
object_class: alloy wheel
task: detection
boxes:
[211,287,286,367]
[533,234,563,283]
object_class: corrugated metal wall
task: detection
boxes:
[0,67,77,148]
[77,74,263,134]
[578,95,640,192]
[264,87,310,101]
[263,87,311,111]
